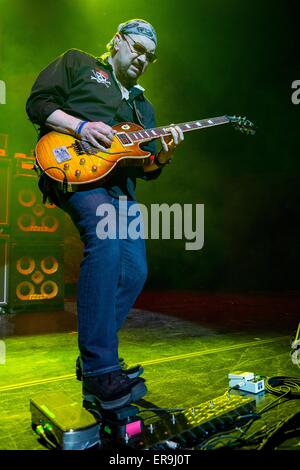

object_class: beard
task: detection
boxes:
[117,62,141,88]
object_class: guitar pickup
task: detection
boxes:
[117,133,133,146]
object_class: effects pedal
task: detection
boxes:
[101,405,143,444]
[228,371,265,394]
[83,399,143,444]
[30,391,100,450]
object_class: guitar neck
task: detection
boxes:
[127,115,230,143]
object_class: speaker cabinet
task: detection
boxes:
[0,236,9,306]
[11,175,64,238]
[9,242,64,311]
[0,158,11,228]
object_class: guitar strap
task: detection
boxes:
[112,96,144,128]
[132,98,145,127]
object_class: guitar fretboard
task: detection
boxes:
[127,115,230,143]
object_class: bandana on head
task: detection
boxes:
[118,19,157,46]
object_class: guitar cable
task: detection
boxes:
[265,375,300,398]
[35,165,69,195]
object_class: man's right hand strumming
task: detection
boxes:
[45,109,116,151]
[79,121,116,151]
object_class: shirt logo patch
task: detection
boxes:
[91,68,112,87]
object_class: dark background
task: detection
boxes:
[0,0,299,292]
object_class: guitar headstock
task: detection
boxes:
[227,115,256,135]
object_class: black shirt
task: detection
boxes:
[26,49,162,201]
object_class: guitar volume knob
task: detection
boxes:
[75,170,81,177]
[80,158,86,165]
[63,163,69,170]
[91,165,97,172]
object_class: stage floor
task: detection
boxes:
[0,291,299,450]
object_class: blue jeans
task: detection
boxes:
[54,187,148,377]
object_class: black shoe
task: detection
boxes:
[122,363,144,380]
[76,356,144,381]
[83,369,147,410]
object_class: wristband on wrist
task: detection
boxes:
[154,152,172,168]
[74,120,89,137]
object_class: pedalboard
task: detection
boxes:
[30,391,256,450]
[132,394,256,449]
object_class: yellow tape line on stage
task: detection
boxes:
[141,335,289,365]
[0,335,289,392]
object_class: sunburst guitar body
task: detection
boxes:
[35,122,151,190]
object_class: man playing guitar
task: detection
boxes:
[26,19,184,411]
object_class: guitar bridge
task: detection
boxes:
[72,140,98,155]
[72,140,86,155]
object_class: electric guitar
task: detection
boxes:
[34,115,255,191]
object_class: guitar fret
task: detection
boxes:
[127,116,230,141]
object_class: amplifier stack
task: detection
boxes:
[0,148,65,313]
